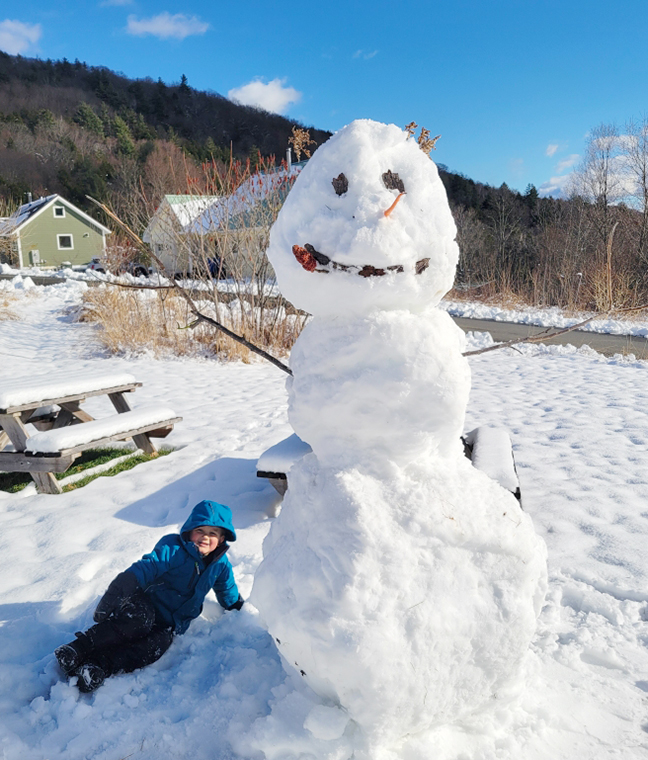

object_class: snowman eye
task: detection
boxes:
[332,173,349,196]
[382,170,405,193]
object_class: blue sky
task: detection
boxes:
[1,0,647,197]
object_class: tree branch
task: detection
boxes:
[86,196,293,376]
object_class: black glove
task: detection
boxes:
[225,594,244,611]
[93,571,139,622]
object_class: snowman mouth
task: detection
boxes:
[292,244,430,278]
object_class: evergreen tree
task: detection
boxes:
[58,156,111,207]
[248,144,261,170]
[99,103,114,136]
[73,102,104,136]
[113,115,135,156]
[524,183,539,206]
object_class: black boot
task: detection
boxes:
[74,662,107,693]
[55,632,93,676]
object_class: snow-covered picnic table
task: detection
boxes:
[0,372,181,494]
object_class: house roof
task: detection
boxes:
[189,163,306,234]
[0,194,112,237]
[162,195,220,227]
[142,195,221,243]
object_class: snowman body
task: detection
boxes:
[251,121,547,746]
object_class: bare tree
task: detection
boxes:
[571,123,626,248]
[624,116,648,265]
[452,204,493,291]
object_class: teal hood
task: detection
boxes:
[180,500,237,543]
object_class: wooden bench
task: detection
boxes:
[257,428,522,504]
[0,373,181,494]
[256,433,313,495]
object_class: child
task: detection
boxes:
[55,499,243,692]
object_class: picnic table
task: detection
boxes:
[0,372,181,494]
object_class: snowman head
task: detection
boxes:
[268,119,459,316]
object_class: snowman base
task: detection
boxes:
[252,453,547,747]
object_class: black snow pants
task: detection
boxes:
[82,590,174,675]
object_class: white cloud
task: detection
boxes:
[556,153,579,173]
[228,78,301,115]
[353,49,378,60]
[539,174,574,198]
[0,19,41,55]
[546,144,559,157]
[126,12,209,40]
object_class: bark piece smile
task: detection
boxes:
[292,244,429,278]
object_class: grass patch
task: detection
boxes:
[0,447,171,493]
[62,448,171,492]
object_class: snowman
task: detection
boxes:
[251,120,547,749]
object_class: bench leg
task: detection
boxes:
[0,430,9,451]
[132,433,157,456]
[32,472,63,495]
[109,393,157,455]
[108,392,131,414]
[0,413,64,494]
[59,400,94,424]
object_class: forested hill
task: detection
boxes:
[0,52,332,205]
[0,53,331,160]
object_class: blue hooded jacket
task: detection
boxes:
[127,500,240,634]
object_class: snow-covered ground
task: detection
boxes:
[443,297,648,338]
[0,280,647,759]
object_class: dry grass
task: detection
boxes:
[0,293,18,321]
[583,266,641,313]
[446,284,533,312]
[79,285,307,360]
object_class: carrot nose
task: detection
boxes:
[384,192,405,218]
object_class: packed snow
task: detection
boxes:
[0,371,137,411]
[464,426,521,495]
[0,274,647,758]
[256,432,312,474]
[24,406,179,454]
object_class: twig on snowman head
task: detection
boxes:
[404,122,418,139]
[289,127,316,162]
[417,128,441,155]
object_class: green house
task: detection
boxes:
[0,194,111,269]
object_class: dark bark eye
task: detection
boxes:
[332,173,348,195]
[382,170,405,193]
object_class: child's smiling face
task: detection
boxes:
[190,525,226,555]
